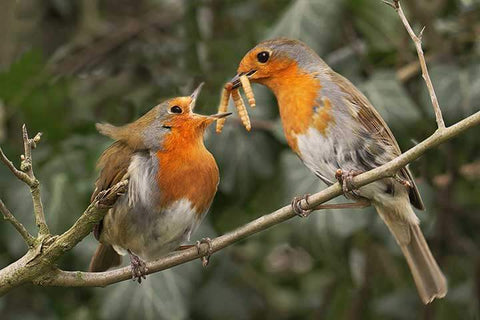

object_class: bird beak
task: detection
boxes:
[189,82,204,111]
[228,70,256,89]
[208,112,232,119]
[195,112,231,128]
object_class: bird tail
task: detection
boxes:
[89,243,122,272]
[375,202,447,304]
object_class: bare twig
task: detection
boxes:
[0,147,33,185]
[0,199,35,247]
[20,124,49,236]
[28,110,480,289]
[387,0,446,130]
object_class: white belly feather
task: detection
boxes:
[296,127,389,202]
[104,153,205,261]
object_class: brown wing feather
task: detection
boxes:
[91,141,133,202]
[331,71,425,210]
[90,140,133,240]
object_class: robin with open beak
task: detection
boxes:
[89,84,230,281]
[229,38,447,304]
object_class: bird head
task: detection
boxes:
[96,83,231,150]
[230,38,324,92]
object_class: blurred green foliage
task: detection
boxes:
[1,0,480,319]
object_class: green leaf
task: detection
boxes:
[350,0,401,52]
[267,0,345,55]
[206,123,277,198]
[360,70,421,129]
[419,62,480,124]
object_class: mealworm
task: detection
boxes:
[239,75,256,108]
[231,89,251,131]
[215,87,230,133]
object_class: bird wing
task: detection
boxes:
[90,141,133,202]
[90,141,134,240]
[330,71,425,210]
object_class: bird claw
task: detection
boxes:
[196,238,213,267]
[335,169,362,199]
[128,250,148,283]
[291,194,313,217]
[394,175,412,188]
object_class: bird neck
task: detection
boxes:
[155,130,219,217]
[260,63,322,153]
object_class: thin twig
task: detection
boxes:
[0,147,34,185]
[388,0,446,130]
[28,111,480,289]
[20,124,49,236]
[0,199,35,247]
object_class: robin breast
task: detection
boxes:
[101,145,219,261]
[274,78,393,200]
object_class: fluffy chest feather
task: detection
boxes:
[265,64,322,153]
[103,142,218,260]
[156,139,219,216]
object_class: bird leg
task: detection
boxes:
[128,249,148,283]
[196,237,213,267]
[291,193,371,218]
[175,238,214,267]
[335,169,363,199]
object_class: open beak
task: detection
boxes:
[208,112,232,119]
[196,111,231,128]
[229,70,256,89]
[189,82,204,111]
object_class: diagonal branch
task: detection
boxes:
[33,110,480,288]
[0,199,35,247]
[0,147,33,185]
[387,0,446,130]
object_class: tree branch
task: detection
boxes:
[0,199,35,247]
[387,0,446,130]
[0,0,478,295]
[0,146,33,185]
[32,111,480,288]
[0,179,128,296]
[19,125,49,236]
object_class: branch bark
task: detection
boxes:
[20,125,49,236]
[0,0,478,296]
[0,179,128,296]
[30,111,480,288]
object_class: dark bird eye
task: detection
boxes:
[257,51,270,63]
[170,106,182,114]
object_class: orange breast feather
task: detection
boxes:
[156,130,219,217]
[262,63,328,153]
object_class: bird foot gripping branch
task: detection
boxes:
[196,237,213,267]
[335,169,363,199]
[128,249,148,283]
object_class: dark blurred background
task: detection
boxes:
[0,0,479,319]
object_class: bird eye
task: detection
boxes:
[257,51,270,63]
[170,106,182,114]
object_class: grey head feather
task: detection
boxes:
[257,38,329,74]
